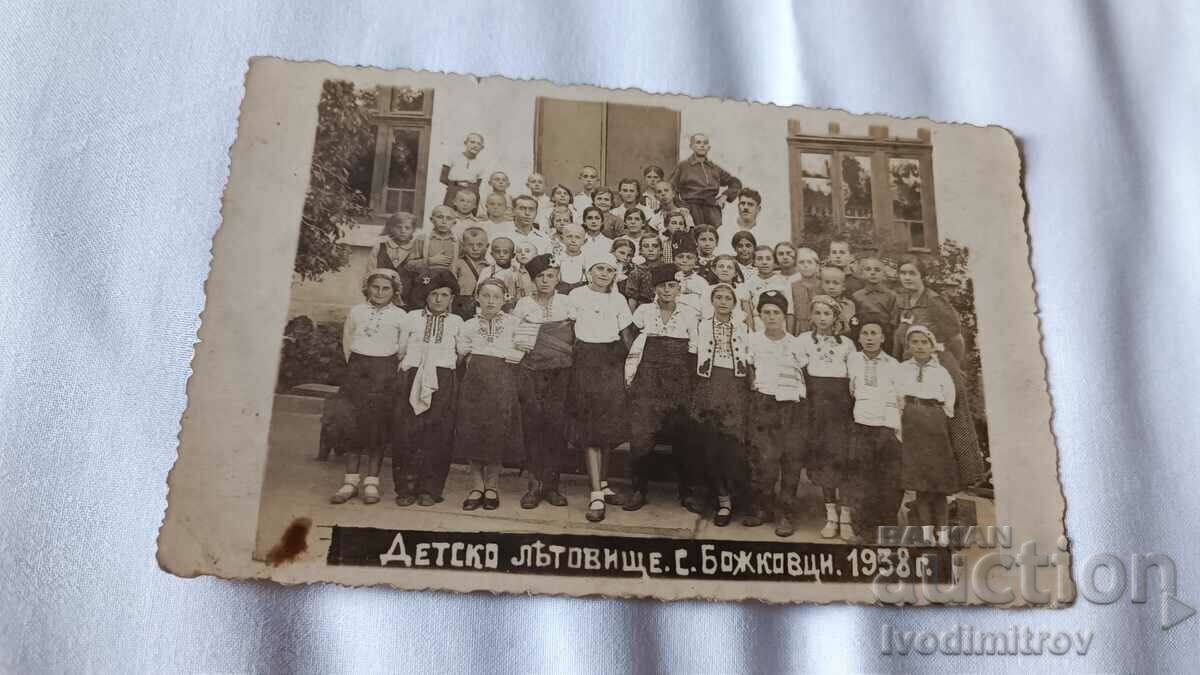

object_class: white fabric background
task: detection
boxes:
[1,1,1196,672]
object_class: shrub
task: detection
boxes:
[277,316,346,392]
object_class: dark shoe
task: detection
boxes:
[585,493,606,522]
[713,506,733,527]
[775,513,796,538]
[462,490,484,511]
[395,493,417,507]
[622,490,647,511]
[520,488,542,509]
[741,511,766,527]
[600,482,624,506]
[542,489,567,507]
[417,493,437,507]
[482,489,500,510]
[682,495,706,515]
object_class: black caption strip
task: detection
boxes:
[327,527,953,583]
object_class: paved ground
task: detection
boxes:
[254,398,994,561]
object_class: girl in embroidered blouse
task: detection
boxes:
[691,283,752,526]
[799,295,858,540]
[455,278,525,511]
[331,269,407,506]
[896,325,960,539]
[567,252,634,523]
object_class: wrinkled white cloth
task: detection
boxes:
[1,1,1197,673]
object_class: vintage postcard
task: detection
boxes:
[159,57,1066,605]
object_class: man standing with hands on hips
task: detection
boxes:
[670,133,742,229]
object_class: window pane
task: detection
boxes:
[800,153,833,216]
[346,124,377,204]
[389,87,426,112]
[910,221,926,249]
[387,128,420,191]
[889,158,923,221]
[841,155,873,219]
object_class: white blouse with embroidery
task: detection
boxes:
[568,286,633,343]
[458,313,524,363]
[344,303,407,359]
[398,310,463,371]
[797,331,854,378]
[848,350,902,430]
[896,357,956,417]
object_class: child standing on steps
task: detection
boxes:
[799,294,857,540]
[455,278,525,511]
[392,269,464,507]
[331,268,407,505]
[567,251,634,523]
[744,290,808,537]
[896,324,960,537]
[845,312,904,544]
[691,283,752,526]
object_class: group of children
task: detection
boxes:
[328,141,982,543]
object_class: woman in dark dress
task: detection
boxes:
[891,256,985,488]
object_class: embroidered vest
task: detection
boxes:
[696,318,749,378]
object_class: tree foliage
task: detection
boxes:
[294,80,377,281]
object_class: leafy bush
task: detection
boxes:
[277,316,346,392]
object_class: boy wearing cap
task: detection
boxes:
[622,263,701,512]
[392,268,465,507]
[511,254,576,509]
[330,268,407,506]
[745,290,809,538]
[670,232,712,318]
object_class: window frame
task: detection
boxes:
[786,127,937,254]
[367,87,435,223]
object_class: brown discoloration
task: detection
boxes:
[267,517,312,566]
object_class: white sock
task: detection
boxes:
[590,490,605,504]
[600,481,615,495]
[839,506,852,523]
[718,496,732,509]
[344,473,361,486]
[362,476,380,487]
[825,502,838,522]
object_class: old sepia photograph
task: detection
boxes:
[159,58,1064,605]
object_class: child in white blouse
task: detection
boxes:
[440,132,485,206]
[799,294,857,539]
[455,279,525,511]
[896,324,959,536]
[331,269,407,506]
[567,252,634,522]
[744,291,808,537]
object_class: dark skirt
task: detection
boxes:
[394,367,457,452]
[568,341,629,448]
[691,365,749,440]
[341,352,399,451]
[806,374,853,489]
[900,397,962,493]
[454,354,524,464]
[845,422,901,491]
[629,336,693,432]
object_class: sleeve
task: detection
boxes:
[615,293,634,330]
[668,161,683,194]
[395,313,411,365]
[631,303,648,330]
[342,308,356,362]
[941,366,956,417]
[456,319,474,357]
[718,163,742,199]
[793,337,810,369]
[687,309,700,353]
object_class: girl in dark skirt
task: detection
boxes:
[455,278,525,511]
[691,283,752,526]
[331,268,407,505]
[567,251,634,522]
[392,269,464,507]
[744,290,808,537]
[896,324,962,534]
[798,294,857,539]
[844,313,905,544]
